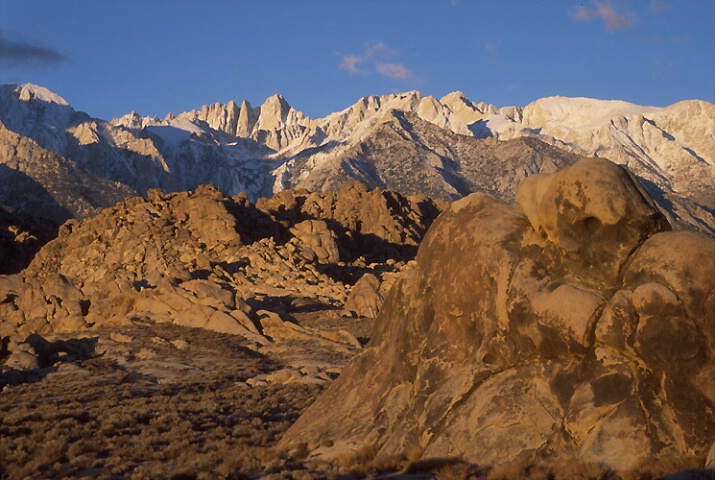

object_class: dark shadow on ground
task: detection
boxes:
[0,334,98,389]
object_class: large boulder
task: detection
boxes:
[343,273,383,318]
[517,157,670,288]
[289,220,340,264]
[279,158,714,472]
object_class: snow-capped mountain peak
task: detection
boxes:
[0,83,79,153]
[520,96,657,130]
[0,82,712,236]
[17,83,70,106]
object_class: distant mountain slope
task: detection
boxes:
[0,120,136,224]
[0,83,712,235]
[281,110,580,203]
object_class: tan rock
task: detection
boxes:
[109,333,132,343]
[280,159,714,472]
[229,309,260,335]
[290,220,340,264]
[204,310,267,346]
[344,273,383,318]
[171,339,190,350]
[517,157,670,288]
[173,304,215,329]
[51,315,88,334]
[179,279,235,309]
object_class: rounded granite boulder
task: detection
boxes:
[279,158,714,472]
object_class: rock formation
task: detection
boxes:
[278,158,714,472]
[0,183,440,373]
[254,181,444,264]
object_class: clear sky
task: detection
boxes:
[1,0,712,120]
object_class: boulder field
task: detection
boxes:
[0,182,440,374]
[279,158,714,472]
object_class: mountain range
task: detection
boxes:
[0,83,712,235]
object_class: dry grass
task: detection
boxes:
[434,460,487,480]
[0,323,326,479]
[0,378,320,478]
[484,456,710,480]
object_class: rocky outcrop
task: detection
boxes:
[256,181,442,263]
[189,100,240,136]
[0,183,440,371]
[236,99,257,137]
[343,273,382,318]
[289,220,340,264]
[279,158,714,472]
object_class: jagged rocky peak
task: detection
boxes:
[248,94,311,151]
[440,90,499,120]
[173,93,309,146]
[198,100,239,135]
[110,111,146,129]
[0,83,78,154]
[254,93,306,131]
[319,90,467,141]
[236,99,257,137]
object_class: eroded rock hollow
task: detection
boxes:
[279,158,715,471]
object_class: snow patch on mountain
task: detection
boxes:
[145,118,206,146]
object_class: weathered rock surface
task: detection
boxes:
[289,220,340,264]
[257,181,442,263]
[279,158,714,471]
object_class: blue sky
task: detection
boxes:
[0,0,712,120]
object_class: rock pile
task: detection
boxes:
[279,158,714,472]
[256,181,444,263]
[0,183,440,375]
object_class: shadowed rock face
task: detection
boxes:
[279,158,714,471]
